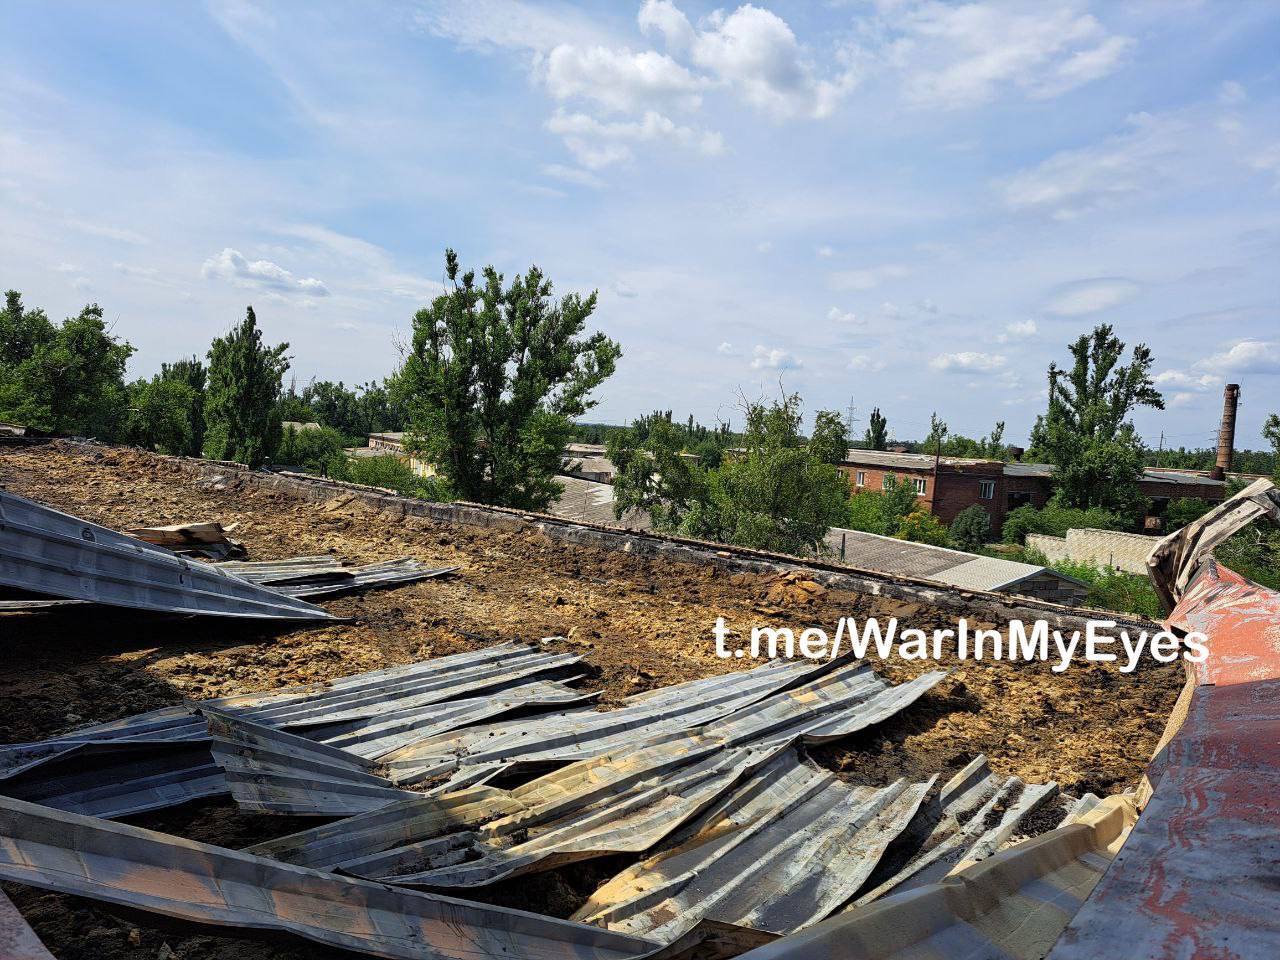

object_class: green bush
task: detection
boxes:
[1047,560,1164,620]
[333,454,450,501]
[1001,502,1125,544]
[949,504,991,551]
[1162,497,1213,531]
[895,510,951,546]
[275,425,347,475]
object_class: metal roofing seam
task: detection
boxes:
[0,489,332,620]
[0,795,659,960]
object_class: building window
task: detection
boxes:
[913,478,927,495]
[856,471,865,487]
[979,480,995,500]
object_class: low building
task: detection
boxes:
[824,526,1090,604]
[839,450,1225,536]
[562,443,616,483]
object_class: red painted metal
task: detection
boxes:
[1048,557,1280,959]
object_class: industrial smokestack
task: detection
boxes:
[1211,383,1240,480]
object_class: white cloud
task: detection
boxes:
[545,110,723,168]
[641,1,855,120]
[113,262,159,279]
[755,240,773,253]
[1199,339,1280,375]
[65,217,149,245]
[1250,143,1280,187]
[1003,112,1182,220]
[201,247,330,297]
[816,244,836,258]
[877,1,1132,110]
[611,278,638,298]
[717,341,736,354]
[1219,80,1247,105]
[848,354,885,372]
[996,318,1037,342]
[1155,369,1219,391]
[929,351,1007,371]
[541,163,605,188]
[827,306,859,325]
[70,276,93,293]
[751,344,801,369]
[543,44,706,114]
[829,263,909,291]
[1043,277,1141,316]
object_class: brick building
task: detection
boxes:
[838,450,1225,534]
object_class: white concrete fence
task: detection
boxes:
[1026,528,1162,576]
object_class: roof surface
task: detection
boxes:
[840,449,1000,470]
[547,475,651,530]
[823,527,1079,593]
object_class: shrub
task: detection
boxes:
[333,454,450,501]
[1001,502,1124,544]
[1162,497,1213,531]
[1048,560,1164,620]
[895,510,951,547]
[275,425,347,475]
[949,505,991,551]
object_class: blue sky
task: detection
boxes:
[2,1,1277,448]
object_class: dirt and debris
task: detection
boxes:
[0,441,1184,959]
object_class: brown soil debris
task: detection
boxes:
[0,442,1184,959]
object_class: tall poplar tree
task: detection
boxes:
[203,307,290,467]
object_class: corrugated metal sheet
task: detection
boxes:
[251,666,947,882]
[0,644,585,818]
[0,795,658,960]
[852,756,1059,906]
[0,488,333,619]
[735,796,1136,960]
[216,556,457,598]
[0,887,55,960]
[383,657,838,785]
[573,749,932,942]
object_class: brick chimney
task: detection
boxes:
[1210,383,1240,480]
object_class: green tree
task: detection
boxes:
[203,306,290,467]
[394,249,620,510]
[846,474,920,536]
[896,510,951,546]
[158,356,207,455]
[126,376,197,455]
[608,414,704,530]
[925,411,948,455]
[864,407,888,450]
[950,504,992,550]
[276,424,348,475]
[0,294,134,438]
[809,409,849,465]
[1265,414,1280,480]
[1029,324,1163,511]
[681,393,850,554]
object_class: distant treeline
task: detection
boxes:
[1145,446,1275,476]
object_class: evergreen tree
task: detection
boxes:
[203,306,290,467]
[864,407,888,450]
[393,249,620,509]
